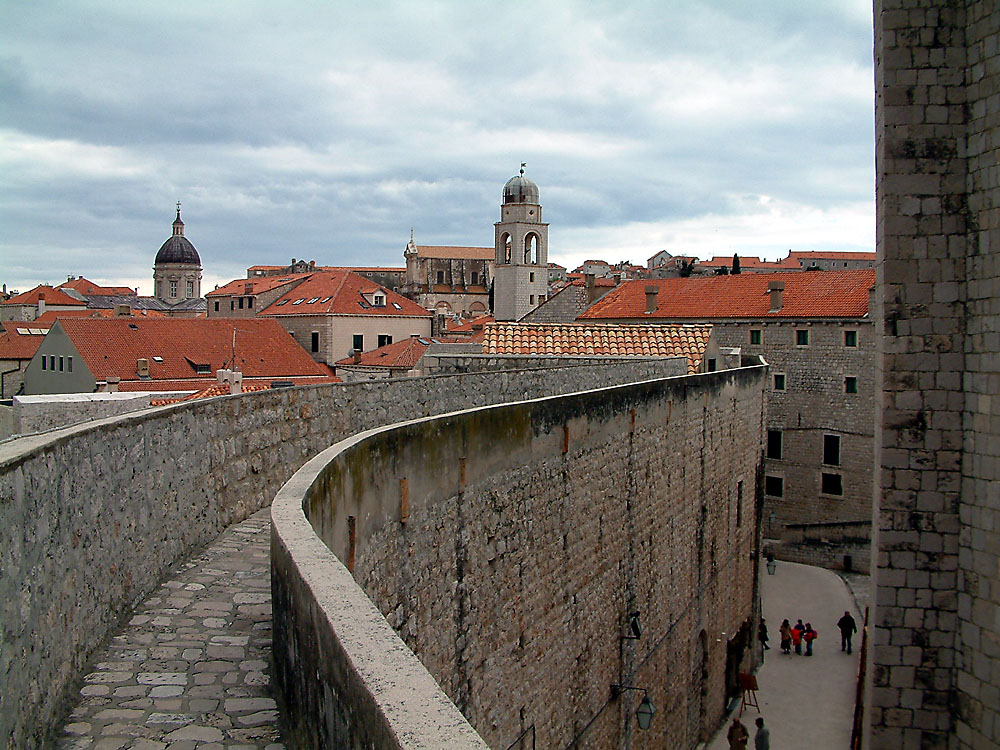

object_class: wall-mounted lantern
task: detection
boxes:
[622,611,642,640]
[611,684,656,731]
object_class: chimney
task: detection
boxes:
[613,273,622,286]
[217,368,229,383]
[229,370,243,395]
[106,376,120,393]
[769,281,785,312]
[244,283,253,294]
[37,291,46,317]
[67,275,74,282]
[137,358,150,378]
[353,350,362,364]
[472,322,484,331]
[114,304,130,317]
[585,273,597,302]
[644,285,659,313]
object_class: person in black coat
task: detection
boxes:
[838,611,858,654]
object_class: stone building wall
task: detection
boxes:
[696,320,876,541]
[873,1,999,748]
[274,365,767,749]
[11,392,185,436]
[0,358,686,748]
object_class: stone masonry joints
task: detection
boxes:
[56,509,285,748]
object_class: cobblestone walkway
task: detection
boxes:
[58,508,285,749]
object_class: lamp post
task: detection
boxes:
[611,684,656,731]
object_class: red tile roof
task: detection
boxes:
[55,318,333,384]
[260,270,430,317]
[2,285,87,307]
[0,324,49,359]
[206,274,312,297]
[149,382,271,404]
[578,270,875,320]
[56,277,136,295]
[34,309,168,323]
[482,322,712,373]
[412,245,494,260]
[334,336,471,370]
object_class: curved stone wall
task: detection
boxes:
[272,366,767,749]
[0,360,682,749]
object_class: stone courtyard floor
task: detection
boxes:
[57,508,285,749]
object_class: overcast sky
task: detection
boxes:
[1,1,875,296]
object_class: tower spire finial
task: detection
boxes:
[520,162,526,176]
[410,227,414,242]
[176,200,181,219]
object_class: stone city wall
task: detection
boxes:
[272,365,767,749]
[10,392,187,436]
[0,359,683,749]
[421,352,689,377]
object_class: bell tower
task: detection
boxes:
[493,164,549,321]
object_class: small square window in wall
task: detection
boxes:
[353,334,364,352]
[707,358,717,372]
[529,295,535,304]
[845,376,858,394]
[821,472,843,496]
[529,272,535,283]
[795,329,809,346]
[773,373,786,391]
[214,301,220,312]
[764,475,784,497]
[823,434,841,466]
[749,329,762,345]
[844,330,858,347]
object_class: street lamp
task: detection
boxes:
[611,684,656,731]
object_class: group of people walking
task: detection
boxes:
[760,611,858,656]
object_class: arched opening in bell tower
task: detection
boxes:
[524,233,539,265]
[501,233,512,264]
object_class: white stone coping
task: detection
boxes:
[271,421,492,750]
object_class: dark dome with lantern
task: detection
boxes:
[154,207,201,265]
[503,165,540,205]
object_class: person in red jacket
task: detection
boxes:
[792,619,804,655]
[803,623,818,656]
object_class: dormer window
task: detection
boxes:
[292,298,305,305]
[307,297,320,304]
[373,293,386,307]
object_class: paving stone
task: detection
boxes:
[56,510,283,747]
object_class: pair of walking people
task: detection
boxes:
[727,716,769,750]
[778,618,817,655]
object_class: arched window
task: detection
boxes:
[524,233,539,264]
[500,233,512,264]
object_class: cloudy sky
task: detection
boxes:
[1,1,875,296]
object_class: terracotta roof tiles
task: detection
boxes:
[482,322,712,373]
[2,285,87,307]
[578,270,874,320]
[260,271,430,317]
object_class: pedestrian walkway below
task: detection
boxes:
[706,560,867,750]
[57,508,285,749]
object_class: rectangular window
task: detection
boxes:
[67,356,73,372]
[377,334,393,347]
[821,473,844,496]
[796,329,809,346]
[471,271,479,285]
[749,329,762,345]
[238,297,244,309]
[844,329,858,347]
[736,480,743,527]
[214,301,220,312]
[170,280,178,298]
[352,334,364,352]
[436,271,444,284]
[41,356,46,371]
[767,429,782,460]
[186,281,194,296]
[230,300,235,310]
[773,373,786,391]
[845,376,858,394]
[50,355,56,371]
[764,475,784,497]
[58,356,64,372]
[707,358,717,372]
[823,434,841,466]
[529,272,535,282]
[529,295,535,304]
[248,297,253,309]
[311,332,319,353]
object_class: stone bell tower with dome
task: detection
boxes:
[153,203,203,304]
[493,165,549,321]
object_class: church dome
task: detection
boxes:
[154,207,201,266]
[154,235,201,265]
[503,168,539,204]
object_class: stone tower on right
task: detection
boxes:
[493,166,549,321]
[872,1,999,748]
